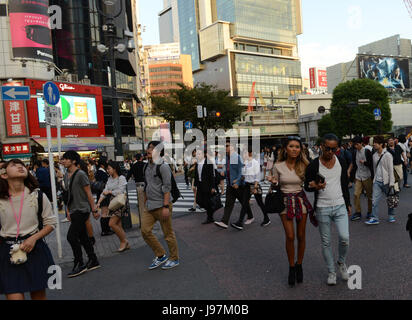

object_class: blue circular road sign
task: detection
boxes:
[185,121,193,129]
[43,82,60,106]
[373,108,381,117]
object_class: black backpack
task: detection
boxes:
[144,163,183,203]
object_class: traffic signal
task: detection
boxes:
[210,110,221,118]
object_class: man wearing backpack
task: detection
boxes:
[142,141,179,270]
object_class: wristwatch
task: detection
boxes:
[163,205,169,209]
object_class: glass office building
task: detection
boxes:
[177,0,202,71]
[175,0,302,105]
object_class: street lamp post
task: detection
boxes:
[95,0,125,161]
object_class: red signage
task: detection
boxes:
[4,100,28,137]
[318,69,328,88]
[3,143,30,155]
[25,79,105,138]
[309,68,316,89]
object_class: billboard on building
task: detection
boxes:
[8,0,53,62]
[358,54,410,89]
[37,95,99,129]
[309,67,327,90]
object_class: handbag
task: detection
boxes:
[386,186,400,209]
[108,193,127,211]
[210,192,223,212]
[264,184,285,214]
[91,180,106,194]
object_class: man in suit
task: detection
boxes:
[194,149,217,224]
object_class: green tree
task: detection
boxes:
[318,113,337,138]
[151,83,244,134]
[330,79,392,137]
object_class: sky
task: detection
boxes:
[139,0,412,78]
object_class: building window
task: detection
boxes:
[0,4,7,16]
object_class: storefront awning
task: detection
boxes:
[32,137,113,152]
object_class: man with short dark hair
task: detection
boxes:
[351,136,373,221]
[366,136,396,225]
[214,141,246,229]
[62,150,100,277]
[142,141,179,270]
[305,133,351,286]
[36,159,52,201]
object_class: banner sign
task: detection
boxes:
[8,0,53,62]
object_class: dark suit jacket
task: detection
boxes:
[194,160,215,194]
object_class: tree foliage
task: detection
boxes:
[151,83,244,134]
[318,113,336,138]
[330,79,392,137]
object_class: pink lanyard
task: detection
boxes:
[9,189,25,240]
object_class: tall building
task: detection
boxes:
[0,0,141,162]
[174,0,303,108]
[144,43,193,97]
[159,0,180,44]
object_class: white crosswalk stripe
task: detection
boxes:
[120,182,273,214]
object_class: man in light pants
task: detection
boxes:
[126,154,146,225]
[305,134,351,286]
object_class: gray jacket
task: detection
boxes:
[144,160,172,211]
[373,149,395,186]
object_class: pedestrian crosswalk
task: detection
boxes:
[125,182,273,214]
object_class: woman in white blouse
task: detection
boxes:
[97,161,130,252]
[0,159,56,300]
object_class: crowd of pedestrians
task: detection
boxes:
[0,132,411,299]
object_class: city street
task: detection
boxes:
[42,177,412,300]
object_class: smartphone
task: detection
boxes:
[315,173,326,184]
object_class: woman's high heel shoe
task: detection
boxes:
[288,266,296,287]
[295,262,303,283]
[118,241,130,252]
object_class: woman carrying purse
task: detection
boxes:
[0,159,56,300]
[267,137,313,287]
[97,161,130,252]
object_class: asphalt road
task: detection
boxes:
[46,178,412,300]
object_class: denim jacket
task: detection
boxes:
[226,152,244,187]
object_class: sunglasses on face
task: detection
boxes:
[324,146,338,153]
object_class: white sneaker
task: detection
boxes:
[327,272,337,286]
[244,218,255,225]
[61,218,70,223]
[214,221,228,229]
[337,262,349,281]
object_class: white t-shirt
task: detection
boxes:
[242,158,260,183]
[317,156,345,208]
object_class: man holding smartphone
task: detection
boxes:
[305,134,351,286]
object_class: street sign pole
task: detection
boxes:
[46,120,62,259]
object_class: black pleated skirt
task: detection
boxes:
[0,239,55,295]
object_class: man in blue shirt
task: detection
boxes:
[215,141,247,229]
[36,159,52,201]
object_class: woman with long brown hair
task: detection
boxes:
[0,159,56,300]
[268,136,314,287]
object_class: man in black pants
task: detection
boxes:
[127,153,146,225]
[215,142,247,229]
[62,151,100,278]
[194,149,217,224]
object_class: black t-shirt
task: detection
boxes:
[388,145,403,165]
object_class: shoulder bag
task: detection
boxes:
[264,183,285,214]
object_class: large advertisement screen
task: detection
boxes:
[358,55,410,89]
[37,94,98,128]
[8,0,53,62]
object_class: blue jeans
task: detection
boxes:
[371,181,394,220]
[316,204,350,274]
